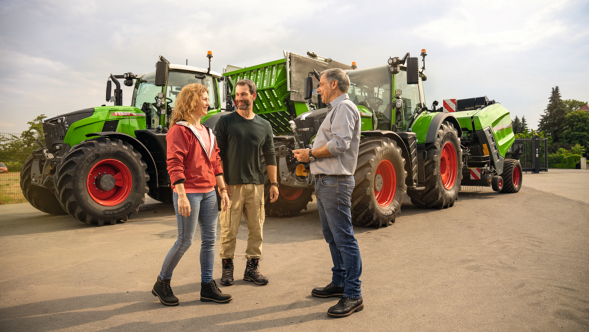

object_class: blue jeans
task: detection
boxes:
[159,191,218,283]
[315,174,362,299]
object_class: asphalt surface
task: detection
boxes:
[0,169,588,331]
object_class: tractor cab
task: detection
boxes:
[131,64,222,129]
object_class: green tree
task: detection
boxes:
[0,114,46,171]
[538,86,568,151]
[512,116,522,134]
[562,110,589,150]
[562,99,588,113]
[521,116,528,134]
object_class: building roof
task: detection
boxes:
[579,104,589,112]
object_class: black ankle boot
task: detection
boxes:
[200,280,232,303]
[327,297,364,317]
[221,259,234,286]
[152,276,179,306]
[244,258,268,285]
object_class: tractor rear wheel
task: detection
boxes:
[20,150,67,215]
[408,121,462,209]
[500,159,522,193]
[55,137,149,226]
[351,137,406,228]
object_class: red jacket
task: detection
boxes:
[167,122,223,191]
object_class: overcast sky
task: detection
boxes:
[1,0,587,133]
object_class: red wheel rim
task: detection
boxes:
[280,188,303,201]
[440,142,457,190]
[374,159,396,207]
[499,178,503,189]
[86,159,132,206]
[513,166,521,187]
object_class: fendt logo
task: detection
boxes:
[111,112,145,117]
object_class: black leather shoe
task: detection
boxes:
[200,280,232,303]
[312,283,344,298]
[152,276,179,306]
[327,297,364,317]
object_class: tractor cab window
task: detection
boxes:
[395,70,421,130]
[133,72,161,128]
[347,65,392,129]
[166,71,218,110]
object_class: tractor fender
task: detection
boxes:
[85,132,158,188]
[361,130,418,188]
[202,111,232,132]
[424,113,462,144]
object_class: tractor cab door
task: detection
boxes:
[394,69,422,132]
[132,72,162,129]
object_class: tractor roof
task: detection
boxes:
[169,64,222,78]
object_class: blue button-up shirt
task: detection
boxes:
[310,93,361,176]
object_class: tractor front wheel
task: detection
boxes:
[351,137,406,228]
[265,185,314,217]
[20,150,67,215]
[55,138,149,226]
[408,121,462,209]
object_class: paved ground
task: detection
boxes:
[0,169,588,331]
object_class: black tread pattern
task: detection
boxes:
[408,122,462,209]
[54,138,149,226]
[500,159,522,193]
[20,150,68,215]
[263,142,313,217]
[351,137,406,228]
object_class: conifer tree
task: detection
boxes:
[521,116,528,134]
[512,116,521,134]
[538,86,567,142]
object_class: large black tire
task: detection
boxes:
[148,187,173,204]
[351,137,406,228]
[408,121,462,209]
[20,150,67,215]
[500,159,522,193]
[54,138,149,226]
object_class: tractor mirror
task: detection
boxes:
[155,57,169,87]
[406,57,419,85]
[195,73,206,79]
[304,76,313,100]
[106,80,112,102]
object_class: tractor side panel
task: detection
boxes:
[410,113,437,144]
[357,105,374,131]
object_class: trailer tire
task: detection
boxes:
[351,137,406,228]
[500,159,522,193]
[55,137,149,226]
[20,150,68,215]
[408,121,462,209]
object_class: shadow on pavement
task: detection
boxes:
[0,282,327,331]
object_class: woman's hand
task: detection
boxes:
[178,193,191,217]
[220,191,231,211]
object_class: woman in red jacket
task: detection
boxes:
[152,83,231,306]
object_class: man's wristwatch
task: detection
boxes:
[308,149,316,162]
[271,182,279,188]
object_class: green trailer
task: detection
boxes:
[217,51,522,227]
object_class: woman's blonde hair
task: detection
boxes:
[170,83,209,126]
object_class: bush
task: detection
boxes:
[548,144,585,168]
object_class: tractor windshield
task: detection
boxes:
[132,71,218,110]
[395,70,421,130]
[347,65,392,119]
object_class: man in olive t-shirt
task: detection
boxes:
[214,79,278,287]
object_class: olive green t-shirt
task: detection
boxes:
[214,112,276,185]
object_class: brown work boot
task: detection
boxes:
[221,258,234,286]
[243,258,268,285]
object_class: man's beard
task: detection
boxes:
[237,99,251,110]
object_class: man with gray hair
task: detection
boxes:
[293,68,363,317]
[215,79,279,287]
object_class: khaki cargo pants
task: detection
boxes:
[219,184,265,260]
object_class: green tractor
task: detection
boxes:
[21,54,224,225]
[221,50,522,227]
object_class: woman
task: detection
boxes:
[152,83,231,305]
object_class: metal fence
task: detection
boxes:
[506,137,548,172]
[0,171,26,204]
